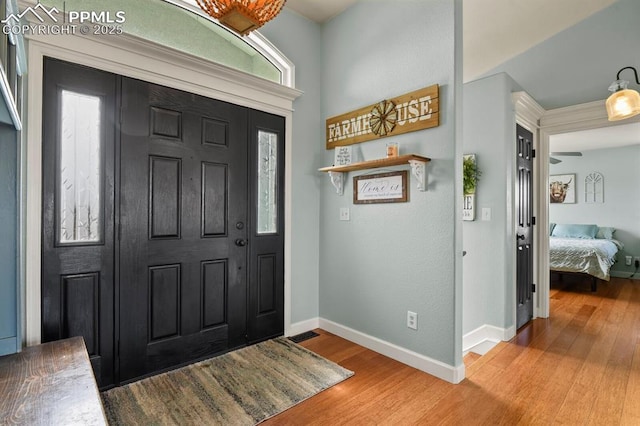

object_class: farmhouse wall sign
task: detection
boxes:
[326,84,440,149]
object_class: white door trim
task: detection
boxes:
[24,32,301,345]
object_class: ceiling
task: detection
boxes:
[285,0,617,82]
[285,0,357,23]
[550,122,640,153]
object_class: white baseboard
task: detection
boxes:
[318,318,465,384]
[463,324,513,355]
[286,317,320,337]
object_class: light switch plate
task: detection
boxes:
[481,207,491,221]
[339,208,350,221]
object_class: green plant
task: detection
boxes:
[463,156,481,194]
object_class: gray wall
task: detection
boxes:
[462,73,517,335]
[318,0,460,366]
[260,11,324,323]
[549,144,640,276]
[0,124,18,356]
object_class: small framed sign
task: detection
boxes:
[353,171,408,204]
[334,146,353,166]
[463,194,475,221]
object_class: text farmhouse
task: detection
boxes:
[325,85,440,149]
[328,96,434,143]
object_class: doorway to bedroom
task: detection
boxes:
[547,121,640,293]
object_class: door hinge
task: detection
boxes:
[532,149,536,158]
[532,216,536,226]
[532,283,536,293]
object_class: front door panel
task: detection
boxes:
[41,58,116,388]
[248,111,285,342]
[118,78,249,382]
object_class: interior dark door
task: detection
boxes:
[41,58,116,388]
[516,123,534,329]
[118,78,249,382]
[247,110,285,342]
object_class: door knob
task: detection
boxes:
[235,238,247,247]
[517,234,525,240]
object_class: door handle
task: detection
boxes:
[517,234,525,240]
[235,238,247,247]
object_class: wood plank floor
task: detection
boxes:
[265,276,640,425]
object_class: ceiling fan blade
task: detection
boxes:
[549,157,562,164]
[550,152,582,156]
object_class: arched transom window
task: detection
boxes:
[40,0,294,86]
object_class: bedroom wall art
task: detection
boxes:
[584,172,604,203]
[549,174,576,204]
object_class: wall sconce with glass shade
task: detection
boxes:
[606,66,640,121]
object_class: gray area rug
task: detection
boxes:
[102,337,353,425]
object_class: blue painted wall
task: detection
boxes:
[318,0,461,367]
[235,1,463,369]
[0,123,18,356]
[462,73,519,336]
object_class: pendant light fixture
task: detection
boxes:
[195,0,286,36]
[606,66,640,121]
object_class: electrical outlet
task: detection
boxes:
[339,208,350,221]
[626,256,633,266]
[407,311,418,330]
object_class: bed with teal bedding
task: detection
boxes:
[549,223,623,290]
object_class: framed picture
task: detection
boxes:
[353,171,408,204]
[549,174,576,204]
[334,146,353,166]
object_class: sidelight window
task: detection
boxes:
[257,130,278,234]
[58,90,103,244]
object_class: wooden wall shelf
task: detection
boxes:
[318,154,430,173]
[319,154,431,195]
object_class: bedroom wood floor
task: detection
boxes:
[265,276,640,425]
